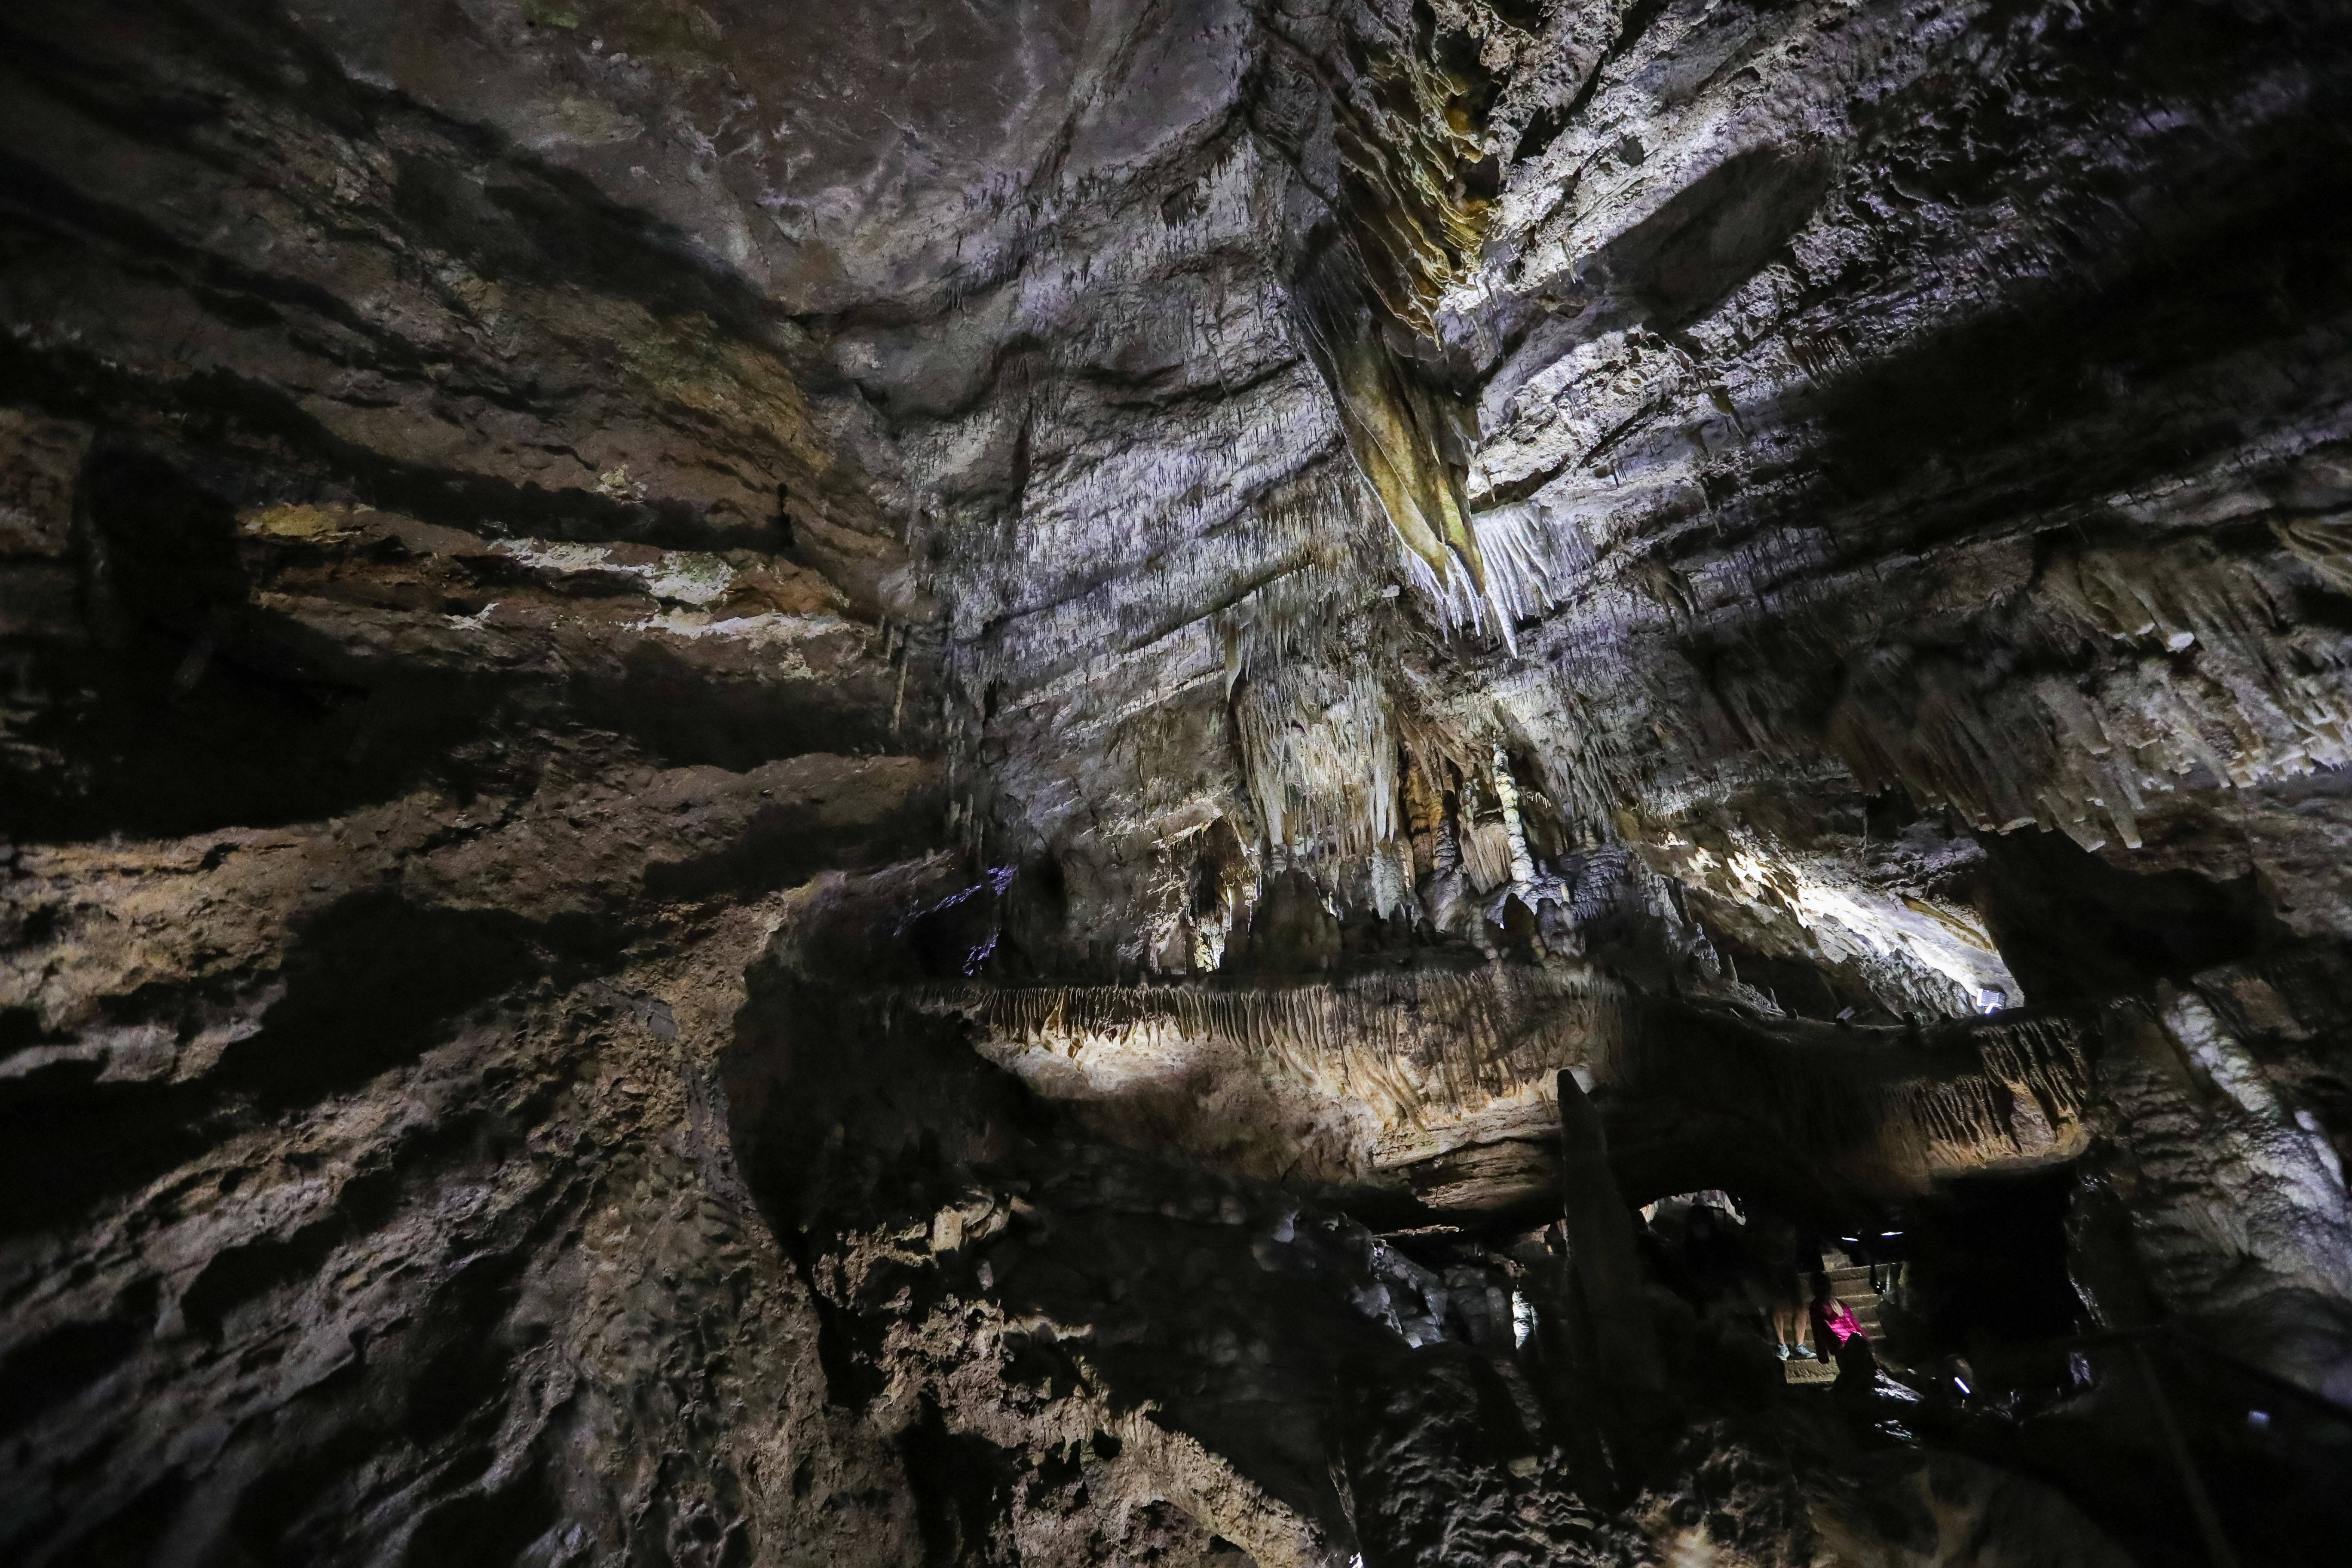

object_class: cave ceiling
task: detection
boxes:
[3,1,2351,1566]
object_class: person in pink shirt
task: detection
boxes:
[1808,1272,1878,1401]
[1808,1273,1865,1354]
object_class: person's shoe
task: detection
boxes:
[1776,1343,1792,1361]
[1791,1346,1818,1360]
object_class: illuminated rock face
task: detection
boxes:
[4,1,2352,1565]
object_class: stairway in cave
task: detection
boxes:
[1828,1263,1887,1335]
[1781,1257,1894,1384]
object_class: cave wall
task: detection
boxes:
[5,1,2352,1565]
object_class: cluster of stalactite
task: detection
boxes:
[1603,1005,2095,1190]
[1235,663,1402,858]
[1872,1014,2096,1177]
[916,969,2104,1204]
[934,964,1622,1156]
[1975,1017,2094,1121]
[1899,1077,2039,1168]
[1828,528,2352,855]
[1256,4,1558,675]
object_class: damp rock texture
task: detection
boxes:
[5,1,2352,1566]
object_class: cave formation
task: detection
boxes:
[3,1,2350,1564]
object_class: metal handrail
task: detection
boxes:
[2067,1322,2352,1421]
[2033,1323,2351,1568]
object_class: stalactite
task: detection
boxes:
[1973,1016,2093,1122]
[1603,1005,2093,1184]
[923,969,2093,1194]
[928,965,1625,1162]
[1234,660,1400,860]
[1826,531,2352,849]
[1492,745,1539,888]
[1887,1016,2094,1171]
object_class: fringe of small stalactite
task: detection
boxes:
[1600,1005,2095,1179]
[1835,530,2352,851]
[920,965,1624,1133]
[913,975,2091,1178]
[1893,1014,2092,1166]
[1977,1015,2092,1119]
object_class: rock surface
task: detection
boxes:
[4,1,2351,1565]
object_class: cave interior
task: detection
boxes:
[4,1,2352,1565]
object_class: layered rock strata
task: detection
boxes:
[4,1,2351,1565]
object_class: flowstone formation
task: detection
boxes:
[5,1,2351,1565]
